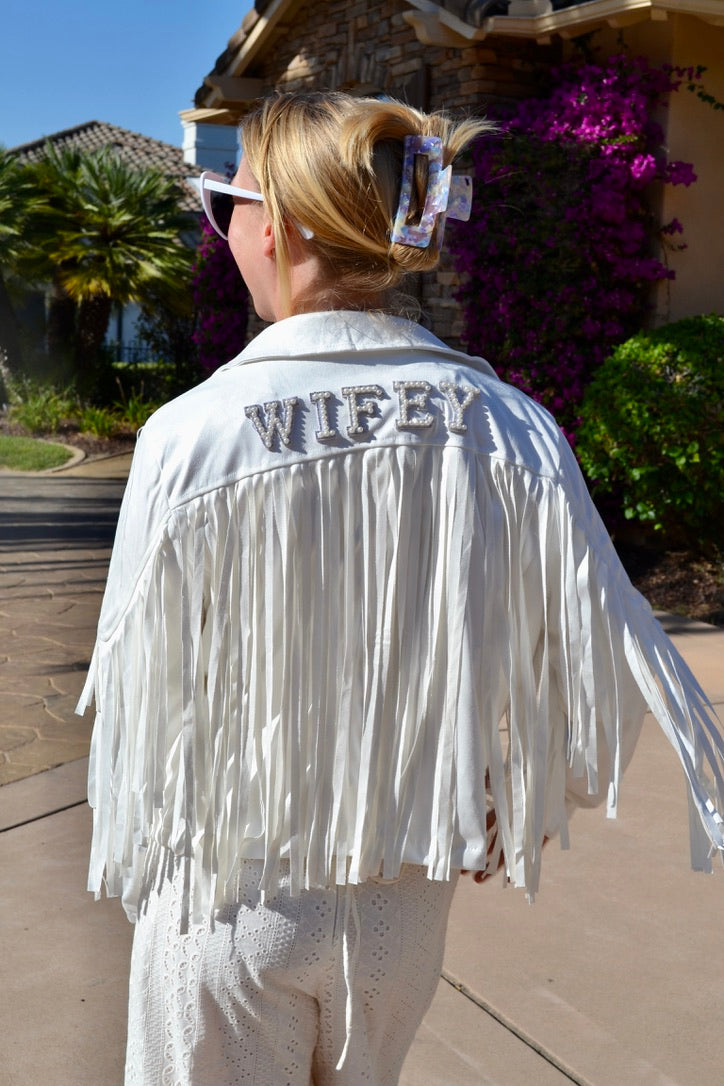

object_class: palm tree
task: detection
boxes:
[0,147,31,385]
[20,144,193,387]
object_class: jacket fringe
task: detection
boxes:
[79,445,724,924]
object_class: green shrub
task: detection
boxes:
[115,391,159,431]
[112,359,177,402]
[7,380,76,434]
[77,404,119,438]
[112,379,161,431]
[577,315,724,547]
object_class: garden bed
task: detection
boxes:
[616,544,724,628]
[0,415,136,460]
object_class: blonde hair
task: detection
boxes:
[240,91,492,317]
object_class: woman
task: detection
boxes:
[79,92,723,1085]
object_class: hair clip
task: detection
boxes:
[390,135,473,249]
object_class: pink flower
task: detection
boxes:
[665,161,697,187]
[630,153,658,184]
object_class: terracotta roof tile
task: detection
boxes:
[10,120,202,212]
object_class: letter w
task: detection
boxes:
[244,398,298,450]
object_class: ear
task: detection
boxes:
[262,218,275,260]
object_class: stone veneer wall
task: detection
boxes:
[240,0,559,349]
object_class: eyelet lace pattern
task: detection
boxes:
[125,857,457,1085]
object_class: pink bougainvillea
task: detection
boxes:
[192,218,249,374]
[450,54,697,436]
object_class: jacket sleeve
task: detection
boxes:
[548,440,724,871]
[90,425,170,644]
[76,423,172,911]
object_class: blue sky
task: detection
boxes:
[1,1,253,150]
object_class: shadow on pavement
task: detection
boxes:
[0,477,125,551]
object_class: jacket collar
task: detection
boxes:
[221,310,497,379]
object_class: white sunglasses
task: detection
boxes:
[199,170,313,241]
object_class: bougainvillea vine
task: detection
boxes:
[192,217,249,374]
[450,54,698,436]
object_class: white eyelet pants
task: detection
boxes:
[125,858,458,1085]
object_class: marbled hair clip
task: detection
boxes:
[390,135,473,249]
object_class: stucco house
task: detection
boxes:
[181,0,724,348]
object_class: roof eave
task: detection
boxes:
[196,0,305,111]
[403,0,724,47]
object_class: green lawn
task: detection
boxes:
[0,434,75,472]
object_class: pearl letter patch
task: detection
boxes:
[310,390,337,441]
[394,380,434,430]
[341,385,384,438]
[439,381,480,433]
[244,399,298,450]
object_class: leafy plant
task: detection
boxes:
[114,387,160,430]
[7,379,76,434]
[576,315,724,547]
[76,404,119,438]
[679,64,724,112]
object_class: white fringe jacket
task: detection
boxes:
[78,310,724,924]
